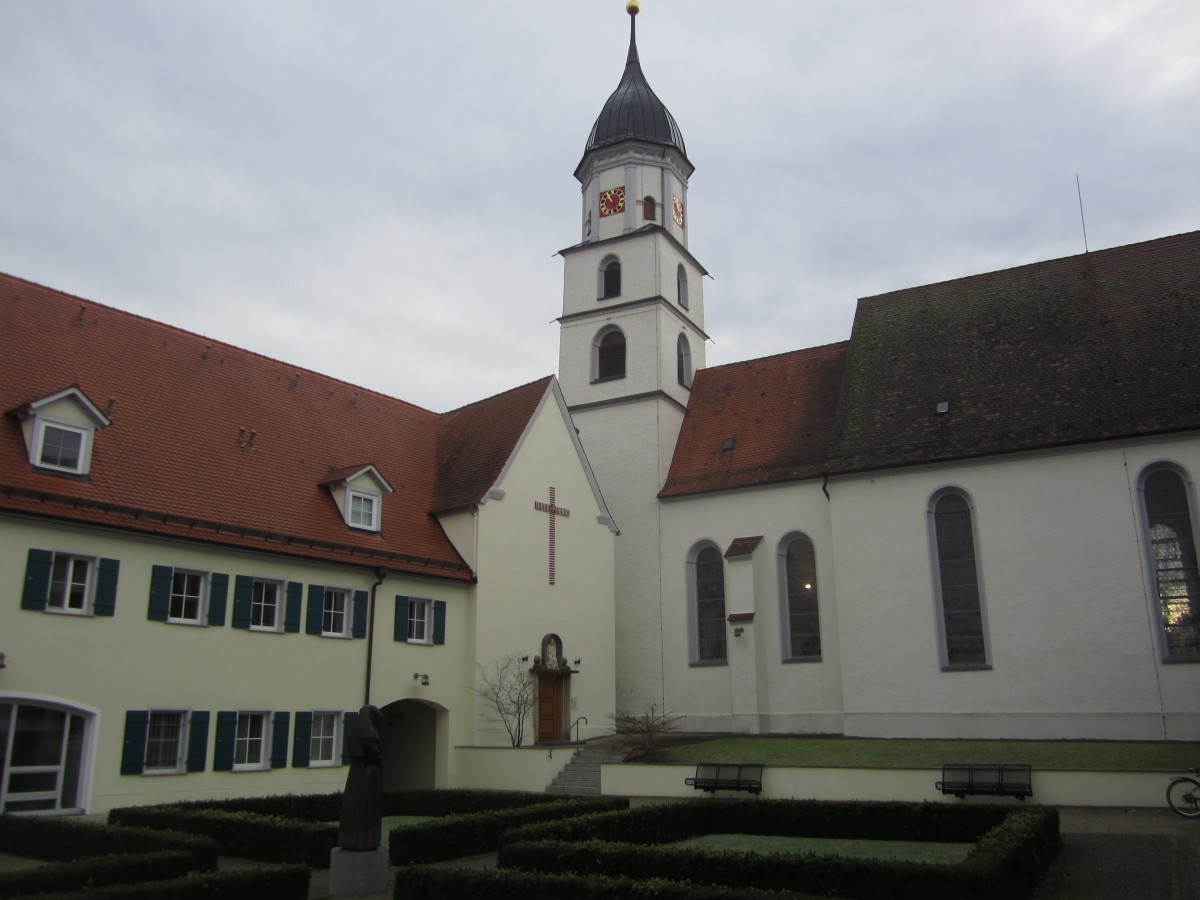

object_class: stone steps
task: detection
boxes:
[545,745,624,796]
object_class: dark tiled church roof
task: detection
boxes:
[827,230,1200,473]
[663,230,1200,497]
[0,274,555,581]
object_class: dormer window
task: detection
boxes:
[321,464,393,533]
[8,387,111,478]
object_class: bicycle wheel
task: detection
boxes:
[1166,776,1200,818]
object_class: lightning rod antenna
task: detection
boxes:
[1076,174,1089,254]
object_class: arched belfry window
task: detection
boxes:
[929,488,989,668]
[593,327,626,382]
[780,534,821,660]
[676,264,689,309]
[689,543,727,663]
[676,334,692,388]
[1139,465,1200,660]
[599,256,621,300]
[643,196,657,221]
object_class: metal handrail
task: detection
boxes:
[570,716,588,743]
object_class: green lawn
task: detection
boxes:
[674,833,975,865]
[0,852,46,874]
[654,736,1200,770]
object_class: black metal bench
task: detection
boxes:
[936,763,1032,800]
[685,763,764,795]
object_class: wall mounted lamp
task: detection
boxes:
[733,626,745,638]
[412,673,430,686]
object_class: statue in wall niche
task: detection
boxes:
[338,704,385,851]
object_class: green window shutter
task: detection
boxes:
[213,711,238,771]
[186,711,210,773]
[270,712,290,769]
[22,549,53,611]
[284,582,303,633]
[341,711,359,765]
[231,576,253,629]
[292,711,313,768]
[306,585,325,635]
[433,600,447,645]
[120,710,149,775]
[148,565,173,622]
[207,573,229,626]
[351,590,368,639]
[93,558,120,616]
[393,596,410,642]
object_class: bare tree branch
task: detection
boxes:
[475,653,536,747]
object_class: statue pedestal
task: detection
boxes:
[329,846,389,896]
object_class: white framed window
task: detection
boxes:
[928,488,990,669]
[592,326,627,382]
[251,580,281,631]
[144,710,187,773]
[408,598,433,644]
[323,588,349,637]
[233,712,268,770]
[1,701,91,813]
[309,712,340,766]
[348,491,379,531]
[676,263,689,309]
[169,570,207,623]
[677,334,692,388]
[35,422,88,474]
[48,554,94,614]
[598,255,621,299]
[1138,464,1200,661]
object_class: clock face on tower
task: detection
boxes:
[599,186,626,218]
[672,196,685,227]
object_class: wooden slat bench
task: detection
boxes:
[936,763,1032,800]
[685,763,764,795]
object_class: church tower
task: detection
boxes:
[557,1,708,712]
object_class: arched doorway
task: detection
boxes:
[377,699,445,791]
[533,634,575,744]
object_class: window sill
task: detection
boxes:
[689,659,728,668]
[782,656,822,664]
[591,375,626,384]
[406,639,434,647]
[940,663,992,672]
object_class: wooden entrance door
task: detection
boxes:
[537,675,564,744]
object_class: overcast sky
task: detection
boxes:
[3,1,1198,412]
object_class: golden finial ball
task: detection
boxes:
[626,1,641,15]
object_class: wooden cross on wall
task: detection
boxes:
[534,486,570,585]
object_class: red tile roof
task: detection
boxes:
[0,274,550,581]
[660,342,848,498]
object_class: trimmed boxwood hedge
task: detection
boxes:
[394,865,825,900]
[0,849,196,898]
[107,806,336,869]
[496,800,1060,900]
[389,796,629,865]
[0,814,219,870]
[108,789,623,869]
[11,864,310,900]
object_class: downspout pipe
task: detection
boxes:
[364,566,388,706]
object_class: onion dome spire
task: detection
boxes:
[580,2,689,166]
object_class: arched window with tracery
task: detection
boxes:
[929,488,989,668]
[689,543,727,663]
[1139,465,1200,660]
[676,334,692,388]
[779,534,821,660]
[676,264,689,309]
